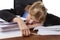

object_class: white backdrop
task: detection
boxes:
[0,0,60,17]
[43,0,60,17]
[0,0,14,10]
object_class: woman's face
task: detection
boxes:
[26,13,40,24]
[25,3,46,24]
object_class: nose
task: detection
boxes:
[29,20,34,24]
[26,19,34,25]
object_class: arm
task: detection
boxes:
[13,17,28,30]
[48,14,60,25]
[44,14,60,26]
[12,17,30,36]
[0,9,16,22]
[0,10,30,36]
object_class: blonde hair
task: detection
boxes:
[25,1,47,23]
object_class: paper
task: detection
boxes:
[38,30,60,35]
[34,25,60,35]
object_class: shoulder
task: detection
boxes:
[46,13,59,18]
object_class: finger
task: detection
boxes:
[22,30,26,36]
[22,29,29,36]
[28,29,30,35]
[24,29,30,36]
[26,29,30,36]
[25,30,29,36]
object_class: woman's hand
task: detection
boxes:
[20,24,30,36]
[21,28,30,36]
[13,17,30,36]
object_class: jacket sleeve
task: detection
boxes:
[44,13,60,26]
[0,9,16,22]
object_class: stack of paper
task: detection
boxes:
[0,23,20,32]
[0,17,26,32]
[0,17,26,39]
[34,25,60,35]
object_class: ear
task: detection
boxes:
[25,5,31,12]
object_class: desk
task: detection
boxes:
[2,35,60,40]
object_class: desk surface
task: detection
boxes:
[2,35,60,40]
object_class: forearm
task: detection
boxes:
[12,17,28,30]
[12,17,31,36]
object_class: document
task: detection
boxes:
[34,25,60,35]
[0,30,22,39]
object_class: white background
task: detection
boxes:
[43,0,60,17]
[0,0,14,10]
[0,0,60,17]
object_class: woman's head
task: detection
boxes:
[25,1,47,23]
